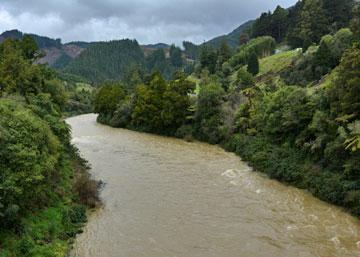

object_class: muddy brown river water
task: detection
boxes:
[67,114,360,257]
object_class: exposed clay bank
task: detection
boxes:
[68,114,360,257]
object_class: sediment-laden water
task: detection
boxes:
[68,114,360,257]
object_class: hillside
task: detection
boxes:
[204,20,254,49]
[63,39,145,83]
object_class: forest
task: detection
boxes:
[95,0,360,217]
[60,40,187,83]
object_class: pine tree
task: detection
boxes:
[200,45,217,74]
[169,44,183,67]
[323,0,353,31]
[271,6,289,42]
[218,40,231,66]
[296,0,330,49]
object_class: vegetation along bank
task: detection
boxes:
[0,36,101,256]
[94,0,360,217]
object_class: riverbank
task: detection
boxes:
[224,134,360,217]
[97,113,360,219]
[93,43,360,219]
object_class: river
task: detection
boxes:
[67,114,360,257]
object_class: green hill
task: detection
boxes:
[63,39,146,83]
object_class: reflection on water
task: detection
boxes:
[67,114,360,257]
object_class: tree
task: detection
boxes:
[286,1,306,48]
[123,64,144,90]
[351,3,360,39]
[323,0,354,31]
[21,35,40,61]
[314,38,337,75]
[94,82,126,116]
[217,40,232,66]
[261,86,315,140]
[296,0,330,49]
[328,43,360,121]
[131,72,194,134]
[169,44,183,67]
[146,48,168,74]
[183,41,199,60]
[194,81,225,143]
[247,51,259,75]
[0,39,46,97]
[0,100,61,227]
[271,5,289,42]
[43,79,67,109]
[236,67,254,90]
[200,45,218,74]
[252,12,272,38]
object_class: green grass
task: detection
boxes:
[258,49,300,76]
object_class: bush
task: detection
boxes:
[236,68,254,90]
[194,81,225,144]
[0,99,61,227]
[73,171,101,208]
[93,82,126,115]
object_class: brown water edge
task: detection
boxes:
[67,114,360,257]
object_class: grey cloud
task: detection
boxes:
[0,0,298,45]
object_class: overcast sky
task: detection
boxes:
[0,0,297,45]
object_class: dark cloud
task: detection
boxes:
[0,0,297,45]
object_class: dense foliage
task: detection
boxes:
[0,37,100,256]
[64,39,145,83]
[251,0,354,49]
[95,2,360,217]
[95,72,195,135]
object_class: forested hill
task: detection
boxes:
[63,40,145,83]
[0,29,62,48]
[203,20,254,49]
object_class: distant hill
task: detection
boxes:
[0,29,62,48]
[204,20,254,48]
[143,43,170,49]
[142,43,171,57]
[63,39,146,83]
[182,20,254,60]
[0,30,87,67]
[0,21,254,82]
